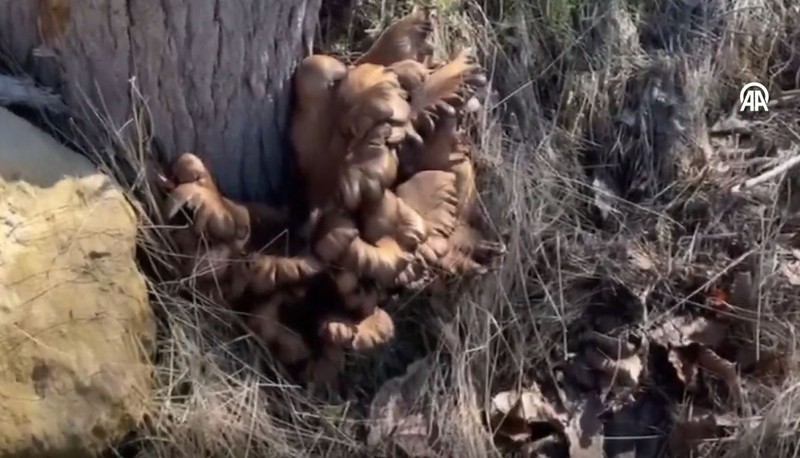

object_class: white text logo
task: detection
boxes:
[739,82,770,113]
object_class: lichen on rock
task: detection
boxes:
[0,107,155,457]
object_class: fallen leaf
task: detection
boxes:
[650,315,728,348]
[668,347,698,389]
[388,414,436,457]
[368,358,437,457]
[582,347,643,388]
[489,385,566,443]
[697,346,742,405]
[780,260,800,286]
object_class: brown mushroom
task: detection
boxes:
[389,59,430,93]
[228,253,324,299]
[399,113,477,216]
[310,210,409,287]
[409,48,487,124]
[359,189,428,252]
[291,54,350,210]
[311,209,361,263]
[318,294,393,351]
[336,63,413,146]
[395,170,459,238]
[354,7,435,67]
[337,122,400,212]
[352,307,395,351]
[341,235,412,287]
[170,152,220,191]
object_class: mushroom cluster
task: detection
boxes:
[159,7,504,387]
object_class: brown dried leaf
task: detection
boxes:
[650,315,728,348]
[385,414,436,457]
[668,347,698,388]
[781,259,800,286]
[582,347,642,388]
[368,358,436,457]
[489,385,566,443]
[696,346,742,405]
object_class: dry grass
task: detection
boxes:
[13,0,800,457]
[464,1,800,456]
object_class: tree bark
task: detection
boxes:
[0,0,322,203]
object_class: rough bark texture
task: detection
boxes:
[0,0,322,203]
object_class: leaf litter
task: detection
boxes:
[477,311,748,457]
[367,357,438,457]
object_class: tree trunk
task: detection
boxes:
[0,0,322,203]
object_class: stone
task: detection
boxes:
[0,107,155,456]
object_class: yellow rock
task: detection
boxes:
[0,107,155,456]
